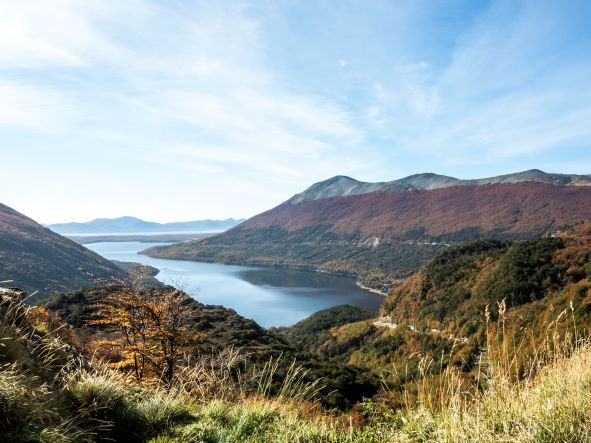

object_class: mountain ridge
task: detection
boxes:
[145,171,591,287]
[0,203,127,299]
[49,216,245,235]
[290,169,591,203]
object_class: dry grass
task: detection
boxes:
[383,301,591,442]
[4,285,591,442]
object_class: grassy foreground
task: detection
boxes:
[2,287,591,442]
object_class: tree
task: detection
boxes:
[89,281,202,386]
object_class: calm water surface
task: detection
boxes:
[86,241,383,327]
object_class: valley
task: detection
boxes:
[146,171,591,293]
[4,3,591,440]
[85,240,383,327]
[2,170,591,442]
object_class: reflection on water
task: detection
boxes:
[85,241,383,327]
[238,268,353,288]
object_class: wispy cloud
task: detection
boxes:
[0,0,126,67]
[0,0,589,222]
[0,0,372,221]
[362,0,591,173]
[0,81,72,130]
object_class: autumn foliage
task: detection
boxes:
[89,280,203,385]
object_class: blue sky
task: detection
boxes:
[1,0,590,223]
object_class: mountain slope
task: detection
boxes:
[298,223,591,375]
[49,216,244,234]
[42,286,379,410]
[0,203,126,298]
[145,171,591,283]
[3,241,591,441]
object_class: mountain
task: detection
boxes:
[145,170,591,285]
[0,203,126,299]
[300,224,591,373]
[289,169,591,203]
[48,216,244,235]
[2,230,590,441]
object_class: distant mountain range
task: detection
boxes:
[0,203,127,299]
[48,216,244,235]
[145,170,591,284]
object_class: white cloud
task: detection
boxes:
[0,81,71,130]
[0,0,363,160]
[0,0,128,68]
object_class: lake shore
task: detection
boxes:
[85,241,384,327]
[69,233,214,244]
[355,281,388,296]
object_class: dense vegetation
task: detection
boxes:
[276,305,374,354]
[292,225,591,400]
[145,225,445,286]
[4,281,591,442]
[382,234,585,334]
[43,286,378,410]
[479,238,565,310]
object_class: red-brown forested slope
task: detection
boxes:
[241,182,591,238]
[0,203,126,299]
[145,182,591,283]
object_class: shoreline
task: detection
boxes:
[69,232,215,244]
[142,245,394,297]
[355,282,388,296]
[140,249,359,278]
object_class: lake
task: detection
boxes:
[85,241,384,328]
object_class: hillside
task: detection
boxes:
[0,203,126,299]
[3,247,591,441]
[300,223,591,387]
[49,216,244,235]
[275,305,374,354]
[145,171,591,286]
[43,286,379,410]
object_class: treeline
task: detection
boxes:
[145,225,446,280]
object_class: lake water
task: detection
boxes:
[85,241,383,328]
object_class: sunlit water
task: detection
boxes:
[85,241,383,328]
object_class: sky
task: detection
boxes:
[1,0,590,224]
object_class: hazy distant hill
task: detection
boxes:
[0,203,126,299]
[49,216,244,235]
[145,170,591,283]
